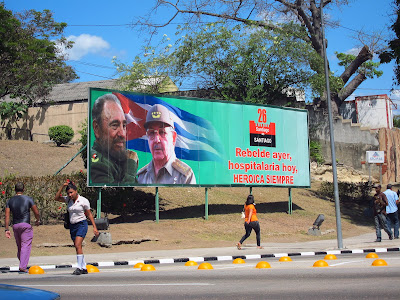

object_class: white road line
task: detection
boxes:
[329,260,364,266]
[24,283,214,287]
[96,268,140,273]
[97,262,115,267]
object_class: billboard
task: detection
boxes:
[88,88,310,188]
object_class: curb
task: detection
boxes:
[1,246,399,272]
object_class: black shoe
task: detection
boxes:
[72,268,82,275]
[375,238,381,242]
[81,269,88,274]
[395,237,399,239]
[389,236,394,240]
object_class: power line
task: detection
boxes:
[325,20,390,42]
[75,70,115,80]
[68,24,132,27]
[69,60,115,70]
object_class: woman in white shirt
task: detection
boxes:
[55,180,99,275]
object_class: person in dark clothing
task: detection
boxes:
[4,182,40,273]
[237,195,263,250]
[372,184,393,242]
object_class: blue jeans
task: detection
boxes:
[374,213,392,239]
[386,212,399,238]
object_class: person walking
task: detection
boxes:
[55,180,99,275]
[372,184,393,242]
[4,182,40,273]
[383,184,399,239]
[237,195,263,250]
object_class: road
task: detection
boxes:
[1,253,399,299]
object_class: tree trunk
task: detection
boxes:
[340,45,372,85]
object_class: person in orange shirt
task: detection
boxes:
[237,195,263,250]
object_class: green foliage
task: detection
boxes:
[318,181,373,203]
[308,70,344,99]
[379,0,400,85]
[309,140,324,164]
[0,102,28,127]
[394,115,400,128]
[114,21,321,104]
[78,119,88,168]
[0,5,77,105]
[336,52,383,79]
[112,34,175,94]
[0,172,155,225]
[175,21,320,104]
[48,125,74,147]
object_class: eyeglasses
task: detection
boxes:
[146,128,172,139]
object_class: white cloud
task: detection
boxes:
[345,47,361,56]
[60,34,110,60]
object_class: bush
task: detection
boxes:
[48,125,74,146]
[0,172,155,226]
[318,181,372,203]
[310,140,324,164]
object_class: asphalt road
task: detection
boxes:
[1,253,400,299]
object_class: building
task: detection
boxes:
[340,94,397,129]
[0,78,178,143]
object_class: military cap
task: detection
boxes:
[144,104,174,129]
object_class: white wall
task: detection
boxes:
[356,95,392,129]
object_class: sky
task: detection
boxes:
[4,0,400,110]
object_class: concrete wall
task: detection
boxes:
[0,102,88,143]
[308,105,381,178]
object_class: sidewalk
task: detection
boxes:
[1,232,399,271]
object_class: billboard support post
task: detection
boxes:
[288,188,292,215]
[249,187,253,195]
[205,188,209,220]
[96,188,101,219]
[155,187,159,223]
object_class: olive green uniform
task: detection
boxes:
[137,155,196,184]
[90,141,138,184]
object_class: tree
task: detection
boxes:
[379,0,400,85]
[137,0,381,114]
[114,21,321,105]
[394,115,400,128]
[172,21,320,104]
[112,34,176,94]
[0,5,77,105]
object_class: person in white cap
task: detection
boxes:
[138,104,196,184]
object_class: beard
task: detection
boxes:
[98,138,127,163]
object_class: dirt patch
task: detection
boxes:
[0,140,374,259]
[0,140,84,178]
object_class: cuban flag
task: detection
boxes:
[113,92,223,162]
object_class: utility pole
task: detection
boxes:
[321,1,343,249]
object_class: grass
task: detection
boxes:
[0,183,374,259]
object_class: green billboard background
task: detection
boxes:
[88,88,310,187]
